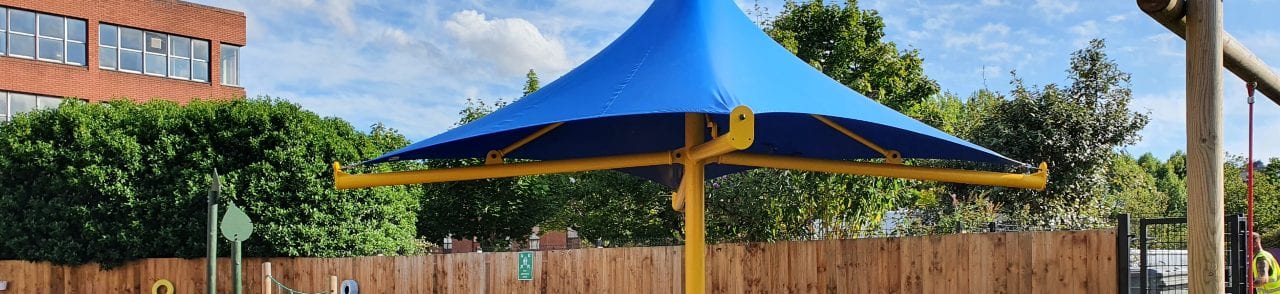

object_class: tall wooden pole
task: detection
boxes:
[683,113,707,294]
[1186,0,1225,292]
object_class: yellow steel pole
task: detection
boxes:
[333,151,674,189]
[683,112,707,294]
[717,153,1048,190]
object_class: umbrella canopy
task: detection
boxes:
[361,0,1026,187]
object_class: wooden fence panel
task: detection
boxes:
[0,230,1117,293]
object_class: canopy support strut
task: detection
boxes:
[487,122,565,164]
[811,114,903,164]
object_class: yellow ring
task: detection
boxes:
[151,279,174,294]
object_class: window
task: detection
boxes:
[119,26,143,73]
[1,8,85,66]
[143,32,166,76]
[99,23,209,82]
[0,92,65,122]
[8,9,35,58]
[98,24,117,69]
[0,8,6,55]
[220,44,240,86]
[192,40,209,82]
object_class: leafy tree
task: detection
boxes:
[1104,153,1168,217]
[553,171,682,246]
[766,0,940,110]
[0,98,420,266]
[523,69,541,96]
[969,39,1149,224]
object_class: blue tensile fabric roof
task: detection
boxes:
[363,0,1026,187]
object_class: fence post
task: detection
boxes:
[988,222,997,233]
[262,262,272,294]
[330,275,338,294]
[1138,219,1149,294]
[1116,214,1130,294]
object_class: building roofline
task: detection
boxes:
[175,0,245,17]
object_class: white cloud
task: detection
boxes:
[1033,0,1078,21]
[445,10,573,76]
[1107,14,1127,23]
[981,0,1005,6]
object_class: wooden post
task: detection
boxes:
[1185,0,1225,293]
[262,262,272,294]
[1138,0,1280,105]
[330,275,339,294]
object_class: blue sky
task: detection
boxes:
[187,0,1280,161]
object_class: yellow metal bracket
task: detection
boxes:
[672,106,756,211]
[717,153,1048,190]
[812,114,902,164]
[486,122,564,165]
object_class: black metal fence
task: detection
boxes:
[1120,214,1249,294]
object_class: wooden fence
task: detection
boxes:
[0,230,1116,293]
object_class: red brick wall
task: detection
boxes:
[0,0,245,103]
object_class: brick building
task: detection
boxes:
[0,0,245,121]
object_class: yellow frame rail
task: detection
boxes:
[716,153,1048,190]
[333,151,674,189]
[486,122,564,164]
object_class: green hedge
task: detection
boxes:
[0,98,420,266]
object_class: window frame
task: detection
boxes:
[7,9,37,59]
[99,23,210,83]
[2,8,86,66]
[220,44,240,86]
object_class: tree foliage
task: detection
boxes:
[767,0,939,110]
[967,39,1149,224]
[0,98,420,266]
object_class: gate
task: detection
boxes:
[1129,214,1248,294]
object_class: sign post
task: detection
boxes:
[221,202,255,294]
[517,251,534,281]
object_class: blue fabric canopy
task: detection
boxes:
[364,0,1026,187]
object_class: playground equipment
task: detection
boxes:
[331,0,1048,293]
[206,170,257,294]
[1137,0,1280,293]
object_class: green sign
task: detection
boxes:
[220,202,254,242]
[517,251,534,281]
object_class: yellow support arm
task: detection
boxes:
[486,122,564,164]
[687,106,754,161]
[334,151,674,189]
[812,114,903,164]
[717,153,1048,190]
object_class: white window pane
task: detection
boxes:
[120,27,143,50]
[193,40,208,61]
[37,96,61,110]
[193,60,208,81]
[120,50,142,72]
[9,10,34,34]
[0,33,5,55]
[67,19,86,42]
[10,94,36,114]
[37,14,63,38]
[66,42,85,65]
[38,37,63,61]
[99,46,117,69]
[0,8,6,32]
[220,44,239,86]
[99,24,118,47]
[9,33,34,57]
[170,36,190,57]
[0,95,7,116]
[169,57,190,79]
[145,53,166,75]
[145,32,166,54]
